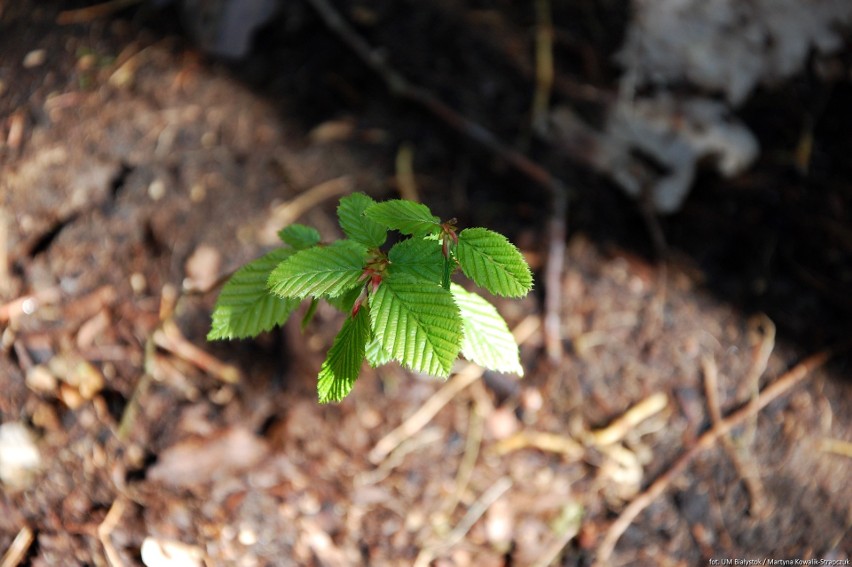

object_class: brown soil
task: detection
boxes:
[1,2,850,566]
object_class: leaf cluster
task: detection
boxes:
[209,194,533,402]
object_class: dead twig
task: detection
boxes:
[741,314,776,441]
[0,208,9,297]
[594,349,832,565]
[820,438,852,459]
[358,427,445,485]
[702,355,768,518]
[492,429,584,459]
[0,526,34,567]
[414,476,513,567]
[6,111,26,151]
[531,0,555,134]
[587,392,669,447]
[394,143,420,203]
[298,517,348,567]
[261,175,353,243]
[57,0,142,25]
[97,497,127,567]
[543,189,568,363]
[369,362,482,465]
[153,320,241,384]
[305,0,571,363]
[369,315,539,464]
[117,337,155,441]
[442,390,486,517]
[0,287,61,324]
[491,392,667,461]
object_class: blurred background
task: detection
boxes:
[1,1,850,565]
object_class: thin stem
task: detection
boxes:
[442,241,452,290]
[441,234,457,290]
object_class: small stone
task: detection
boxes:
[141,537,203,567]
[485,406,520,440]
[0,422,41,489]
[237,526,257,546]
[51,355,104,401]
[26,365,58,393]
[76,53,97,71]
[22,49,46,69]
[59,383,86,410]
[69,360,104,400]
[485,499,514,551]
[189,183,206,203]
[130,272,147,295]
[148,179,166,201]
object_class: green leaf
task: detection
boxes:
[456,228,533,297]
[208,248,300,340]
[365,336,392,367]
[337,193,387,248]
[317,308,370,403]
[326,285,363,313]
[369,274,462,376]
[268,240,367,299]
[451,285,523,375]
[278,224,321,250]
[387,237,443,283]
[365,199,441,236]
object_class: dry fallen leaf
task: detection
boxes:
[183,244,222,293]
[147,427,268,488]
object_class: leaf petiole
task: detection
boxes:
[441,238,453,290]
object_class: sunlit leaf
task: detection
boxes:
[365,336,392,367]
[365,199,441,236]
[369,274,462,376]
[387,237,443,284]
[208,248,300,340]
[268,240,367,299]
[278,224,321,250]
[456,228,532,297]
[337,193,387,248]
[317,308,370,403]
[451,285,522,375]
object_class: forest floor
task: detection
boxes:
[1,2,850,566]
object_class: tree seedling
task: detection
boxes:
[208,194,533,402]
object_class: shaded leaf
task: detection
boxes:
[268,240,367,299]
[278,224,321,250]
[337,193,387,248]
[456,228,532,297]
[451,285,523,375]
[387,237,443,284]
[365,199,440,236]
[369,274,462,376]
[317,308,370,403]
[326,285,363,313]
[208,248,300,340]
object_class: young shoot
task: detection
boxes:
[208,193,533,402]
